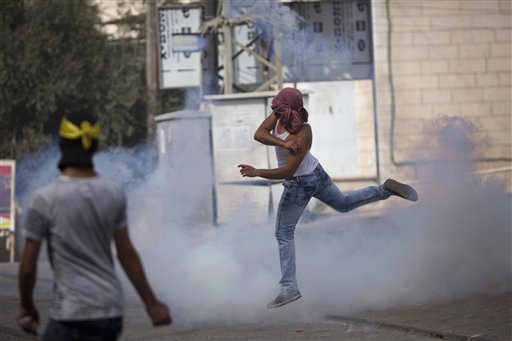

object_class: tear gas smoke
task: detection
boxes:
[15,2,510,328]
[17,115,511,326]
[227,0,351,82]
[229,0,302,36]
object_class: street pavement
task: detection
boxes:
[1,262,510,341]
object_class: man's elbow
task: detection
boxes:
[254,130,263,142]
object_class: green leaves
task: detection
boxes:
[1,0,148,159]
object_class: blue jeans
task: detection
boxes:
[275,164,391,293]
[41,317,123,341]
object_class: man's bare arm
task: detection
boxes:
[239,151,304,179]
[254,113,285,146]
[18,239,41,334]
[239,125,312,179]
[114,228,172,326]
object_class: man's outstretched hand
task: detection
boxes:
[238,164,258,177]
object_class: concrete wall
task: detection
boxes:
[370,0,511,183]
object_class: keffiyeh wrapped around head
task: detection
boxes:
[271,87,308,134]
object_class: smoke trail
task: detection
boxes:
[15,141,158,204]
[225,0,354,83]
[15,143,60,209]
[94,141,158,191]
[229,0,303,36]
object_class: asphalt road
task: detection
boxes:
[1,262,510,341]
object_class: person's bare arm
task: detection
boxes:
[239,125,312,180]
[239,153,303,179]
[18,238,41,334]
[254,113,300,153]
[114,228,172,326]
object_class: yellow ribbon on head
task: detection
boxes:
[59,117,100,150]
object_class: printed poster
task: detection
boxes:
[0,160,15,231]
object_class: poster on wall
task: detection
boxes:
[0,160,15,232]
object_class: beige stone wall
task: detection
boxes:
[354,80,377,178]
[369,0,511,184]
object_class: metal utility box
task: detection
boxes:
[155,110,216,226]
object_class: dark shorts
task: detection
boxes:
[41,317,123,341]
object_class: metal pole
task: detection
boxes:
[146,0,159,137]
[272,17,283,90]
[369,2,381,184]
[274,40,283,90]
[222,0,233,93]
[208,117,218,225]
[203,0,219,96]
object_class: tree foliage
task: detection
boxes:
[0,0,148,159]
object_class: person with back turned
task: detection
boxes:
[238,88,418,309]
[17,109,171,340]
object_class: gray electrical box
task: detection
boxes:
[155,111,216,226]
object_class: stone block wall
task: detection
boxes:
[369,0,511,185]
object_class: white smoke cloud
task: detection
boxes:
[16,115,510,326]
[125,116,511,325]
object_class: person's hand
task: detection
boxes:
[146,301,172,326]
[17,306,39,335]
[238,164,258,177]
[283,140,301,154]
